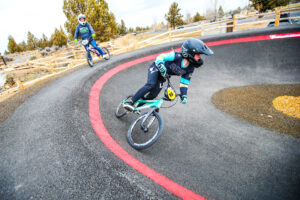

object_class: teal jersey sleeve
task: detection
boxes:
[155,51,175,66]
[180,67,194,96]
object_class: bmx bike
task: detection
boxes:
[115,76,179,150]
[80,37,110,67]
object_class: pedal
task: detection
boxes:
[134,110,141,115]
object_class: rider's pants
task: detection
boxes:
[84,40,104,56]
[132,63,165,103]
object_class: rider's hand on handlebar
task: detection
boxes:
[157,63,167,77]
[180,95,187,104]
[74,39,78,43]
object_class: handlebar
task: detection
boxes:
[78,36,93,46]
[162,75,180,102]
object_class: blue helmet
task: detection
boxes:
[181,38,213,66]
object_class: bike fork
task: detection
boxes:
[141,108,158,132]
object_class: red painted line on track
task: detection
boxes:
[89,32,299,200]
[205,32,300,47]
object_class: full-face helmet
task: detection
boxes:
[78,14,86,25]
[181,38,213,67]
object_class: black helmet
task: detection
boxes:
[181,38,213,66]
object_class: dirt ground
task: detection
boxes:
[0,65,86,123]
[211,84,300,138]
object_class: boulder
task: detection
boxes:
[4,56,14,62]
[0,72,16,91]
[45,47,51,52]
[51,45,59,52]
[0,72,6,90]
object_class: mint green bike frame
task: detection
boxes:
[122,99,163,114]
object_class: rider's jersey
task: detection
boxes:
[155,51,199,96]
[74,23,95,40]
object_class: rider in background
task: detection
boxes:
[124,38,214,111]
[74,14,105,58]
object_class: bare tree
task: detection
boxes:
[214,0,218,18]
[185,13,193,24]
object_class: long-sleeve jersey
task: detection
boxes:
[155,51,200,96]
[74,23,95,40]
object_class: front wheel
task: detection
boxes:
[127,111,163,150]
[102,47,110,60]
[87,52,93,67]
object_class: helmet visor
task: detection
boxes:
[202,46,214,56]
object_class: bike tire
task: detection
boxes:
[102,47,111,60]
[127,111,163,150]
[115,95,132,118]
[87,53,94,67]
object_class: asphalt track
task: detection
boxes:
[1,26,300,200]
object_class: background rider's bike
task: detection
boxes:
[81,37,110,67]
[115,76,179,150]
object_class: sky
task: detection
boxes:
[0,0,250,54]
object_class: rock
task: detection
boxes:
[0,72,6,90]
[40,51,49,57]
[52,45,59,51]
[4,56,13,62]
[45,47,51,52]
[0,72,16,91]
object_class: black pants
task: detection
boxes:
[132,63,165,103]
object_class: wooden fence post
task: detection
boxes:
[35,50,41,58]
[233,15,237,32]
[17,79,24,90]
[275,7,281,27]
[25,54,29,66]
[49,60,55,73]
[168,27,172,42]
[72,47,77,60]
[54,54,58,69]
[0,53,7,67]
[200,23,205,36]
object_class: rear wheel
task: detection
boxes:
[115,95,132,118]
[102,47,110,60]
[127,111,163,150]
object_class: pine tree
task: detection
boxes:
[165,2,184,29]
[185,13,193,24]
[8,35,19,53]
[218,6,225,18]
[128,27,134,33]
[51,27,68,47]
[38,34,51,49]
[63,0,88,39]
[27,32,38,50]
[86,0,119,41]
[18,41,27,52]
[63,0,119,41]
[250,0,291,12]
[193,12,205,22]
[119,19,127,35]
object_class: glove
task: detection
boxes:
[180,95,187,104]
[74,39,78,43]
[92,34,96,38]
[157,63,167,77]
